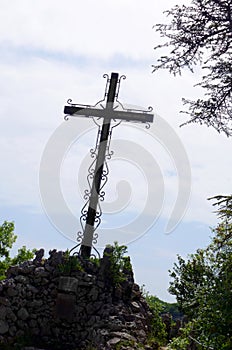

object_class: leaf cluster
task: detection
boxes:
[0,221,35,280]
[145,293,168,345]
[58,250,84,275]
[105,241,132,286]
[153,0,232,136]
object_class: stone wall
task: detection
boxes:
[0,247,155,350]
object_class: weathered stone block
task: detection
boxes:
[58,276,78,293]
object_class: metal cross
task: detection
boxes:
[64,72,154,258]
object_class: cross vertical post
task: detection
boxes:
[80,73,118,258]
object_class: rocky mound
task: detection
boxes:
[0,247,157,350]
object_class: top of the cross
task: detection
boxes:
[64,73,154,126]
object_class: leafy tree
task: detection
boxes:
[105,241,132,286]
[0,221,35,280]
[0,221,17,258]
[168,199,232,349]
[144,292,168,345]
[153,0,232,136]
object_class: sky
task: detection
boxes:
[0,0,232,302]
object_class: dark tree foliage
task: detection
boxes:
[153,0,232,136]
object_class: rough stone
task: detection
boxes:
[7,286,18,297]
[34,267,49,278]
[14,275,28,284]
[0,305,7,320]
[110,331,137,342]
[130,301,141,312]
[29,299,43,308]
[6,265,19,277]
[33,248,44,264]
[17,307,29,320]
[6,308,17,322]
[0,297,10,306]
[0,320,9,334]
[107,337,121,346]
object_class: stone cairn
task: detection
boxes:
[0,247,156,350]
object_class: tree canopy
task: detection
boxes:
[168,198,232,349]
[153,0,232,136]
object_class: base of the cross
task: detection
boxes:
[80,245,92,259]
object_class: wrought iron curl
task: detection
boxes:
[80,205,88,216]
[94,216,101,228]
[145,122,151,129]
[69,243,81,255]
[64,115,69,121]
[102,74,110,100]
[101,172,108,184]
[106,150,114,160]
[90,149,97,160]
[87,173,94,191]
[102,166,109,177]
[116,75,126,99]
[92,232,99,245]
[99,191,106,201]
[67,99,93,109]
[95,204,102,219]
[87,160,96,177]
[67,98,73,105]
[77,231,84,243]
[90,245,101,259]
[83,189,90,200]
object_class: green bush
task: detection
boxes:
[0,221,35,280]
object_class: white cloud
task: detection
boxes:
[0,0,181,60]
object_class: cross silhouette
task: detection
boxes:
[64,73,154,258]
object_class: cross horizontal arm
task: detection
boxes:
[64,105,154,123]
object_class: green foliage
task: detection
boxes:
[58,250,84,275]
[0,221,35,280]
[11,246,36,265]
[161,302,182,320]
[167,322,193,350]
[115,339,137,350]
[106,241,132,286]
[0,221,17,258]
[168,199,232,349]
[145,293,167,345]
[143,291,182,320]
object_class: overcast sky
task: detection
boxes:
[1,0,232,302]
